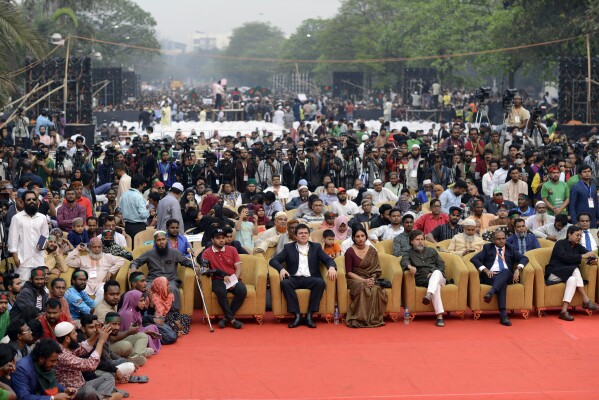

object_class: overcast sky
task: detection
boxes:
[134,0,342,45]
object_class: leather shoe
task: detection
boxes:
[582,300,598,311]
[483,293,493,303]
[422,294,432,306]
[288,314,303,328]
[217,319,227,329]
[559,311,574,321]
[499,316,512,326]
[305,313,317,328]
[435,318,445,327]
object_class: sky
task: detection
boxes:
[133,0,342,47]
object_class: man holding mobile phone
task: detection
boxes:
[8,190,49,281]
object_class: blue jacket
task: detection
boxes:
[569,180,599,226]
[12,356,65,400]
[506,233,540,253]
[471,243,529,271]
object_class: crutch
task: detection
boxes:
[187,248,214,333]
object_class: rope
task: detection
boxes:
[72,33,586,64]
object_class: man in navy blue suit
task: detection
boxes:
[270,223,337,328]
[506,218,540,254]
[471,230,528,326]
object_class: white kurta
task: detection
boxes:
[8,211,49,281]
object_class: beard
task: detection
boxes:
[413,244,425,252]
[89,252,102,261]
[25,203,38,216]
[156,245,169,256]
[411,153,420,159]
[67,339,79,350]
[464,234,476,243]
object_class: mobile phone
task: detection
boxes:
[37,235,47,251]
[247,210,254,217]
[131,322,138,327]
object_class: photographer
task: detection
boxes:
[282,149,305,189]
[177,152,201,190]
[363,147,383,189]
[35,109,54,137]
[319,146,342,187]
[12,107,30,147]
[256,149,281,190]
[157,150,178,189]
[199,153,219,192]
[217,150,235,187]
[34,144,54,188]
[340,144,362,189]
[526,106,548,147]
[138,143,158,187]
[505,93,530,133]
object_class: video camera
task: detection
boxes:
[475,87,491,104]
[92,144,104,158]
[197,259,222,277]
[502,88,518,110]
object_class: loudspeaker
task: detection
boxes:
[558,57,599,123]
[122,71,140,98]
[93,67,123,106]
[332,72,364,97]
[25,57,92,124]
[64,124,95,146]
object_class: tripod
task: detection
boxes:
[474,103,490,127]
[187,248,214,333]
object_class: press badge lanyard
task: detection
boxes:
[582,181,594,208]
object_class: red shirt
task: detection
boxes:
[201,245,240,279]
[41,313,69,340]
[62,196,92,218]
[414,213,449,235]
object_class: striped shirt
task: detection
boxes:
[430,223,463,242]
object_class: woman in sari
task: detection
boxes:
[120,290,162,355]
[344,225,387,328]
[150,277,191,336]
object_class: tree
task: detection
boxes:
[0,1,47,108]
[220,22,285,86]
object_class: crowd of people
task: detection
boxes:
[0,86,598,398]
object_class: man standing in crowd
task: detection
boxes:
[120,174,150,240]
[156,182,185,231]
[8,190,49,281]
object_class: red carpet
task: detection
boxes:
[121,311,599,399]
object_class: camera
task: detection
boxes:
[92,144,104,158]
[502,88,518,110]
[475,87,491,104]
[198,258,219,276]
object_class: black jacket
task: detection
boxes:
[269,242,335,277]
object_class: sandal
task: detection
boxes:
[128,375,149,383]
[177,330,183,337]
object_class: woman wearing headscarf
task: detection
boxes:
[200,194,219,216]
[119,290,161,355]
[254,205,270,226]
[150,276,191,336]
[332,215,351,241]
[180,189,199,231]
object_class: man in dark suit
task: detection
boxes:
[471,230,528,326]
[269,223,337,328]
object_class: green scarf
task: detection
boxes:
[33,361,60,396]
[0,312,9,339]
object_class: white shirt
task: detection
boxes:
[331,200,360,217]
[478,246,524,272]
[264,185,290,200]
[8,211,49,273]
[368,188,399,204]
[341,238,374,255]
[346,188,360,200]
[525,214,554,231]
[288,189,311,200]
[116,173,131,205]
[296,243,310,277]
[96,231,127,247]
[368,225,404,241]
[494,168,509,187]
[482,171,497,197]
[581,230,598,251]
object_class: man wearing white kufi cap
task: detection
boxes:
[447,218,486,256]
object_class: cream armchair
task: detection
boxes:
[402,252,469,321]
[527,247,597,317]
[269,263,336,322]
[199,254,268,324]
[463,252,534,319]
[335,253,403,322]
